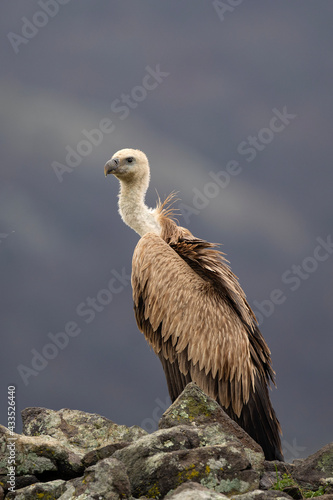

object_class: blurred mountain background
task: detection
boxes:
[1,1,332,461]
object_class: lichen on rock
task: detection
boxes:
[0,385,331,499]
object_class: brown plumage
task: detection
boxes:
[104,148,283,461]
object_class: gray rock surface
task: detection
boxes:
[159,383,262,457]
[0,424,83,478]
[233,490,294,499]
[114,423,262,497]
[259,462,295,490]
[58,457,131,499]
[0,384,332,498]
[6,479,66,500]
[6,479,66,499]
[22,407,146,453]
[165,481,229,499]
[292,442,333,489]
[110,383,266,498]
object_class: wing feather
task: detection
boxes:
[132,232,255,416]
[132,228,282,460]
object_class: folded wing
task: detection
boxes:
[132,231,283,461]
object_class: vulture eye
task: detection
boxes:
[126,157,134,163]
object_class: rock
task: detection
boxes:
[113,423,263,498]
[0,474,39,492]
[0,387,332,499]
[59,457,131,499]
[232,490,293,499]
[159,383,262,457]
[4,458,131,500]
[165,481,229,499]
[1,408,146,498]
[159,383,264,472]
[82,441,129,468]
[6,479,66,499]
[22,407,147,453]
[263,461,295,473]
[259,471,278,490]
[262,449,333,498]
[0,424,83,479]
[259,462,294,490]
[292,442,333,489]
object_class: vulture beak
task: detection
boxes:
[104,158,119,177]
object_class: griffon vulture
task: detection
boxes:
[104,148,283,461]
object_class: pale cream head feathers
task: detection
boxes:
[104,148,150,185]
[104,148,161,237]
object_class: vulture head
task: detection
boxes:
[104,148,160,236]
[104,148,150,187]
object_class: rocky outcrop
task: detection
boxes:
[0,383,332,499]
[292,443,333,488]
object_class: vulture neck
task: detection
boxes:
[118,178,161,237]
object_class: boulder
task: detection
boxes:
[259,461,295,490]
[59,457,131,499]
[0,385,332,498]
[113,423,263,497]
[159,383,262,458]
[1,408,146,498]
[165,481,229,499]
[2,443,131,499]
[82,441,129,468]
[231,490,293,499]
[22,407,146,453]
[292,442,333,491]
[6,479,66,499]
[0,424,83,479]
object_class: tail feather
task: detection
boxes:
[223,374,283,461]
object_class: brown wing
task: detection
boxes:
[132,232,256,413]
[132,232,283,460]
